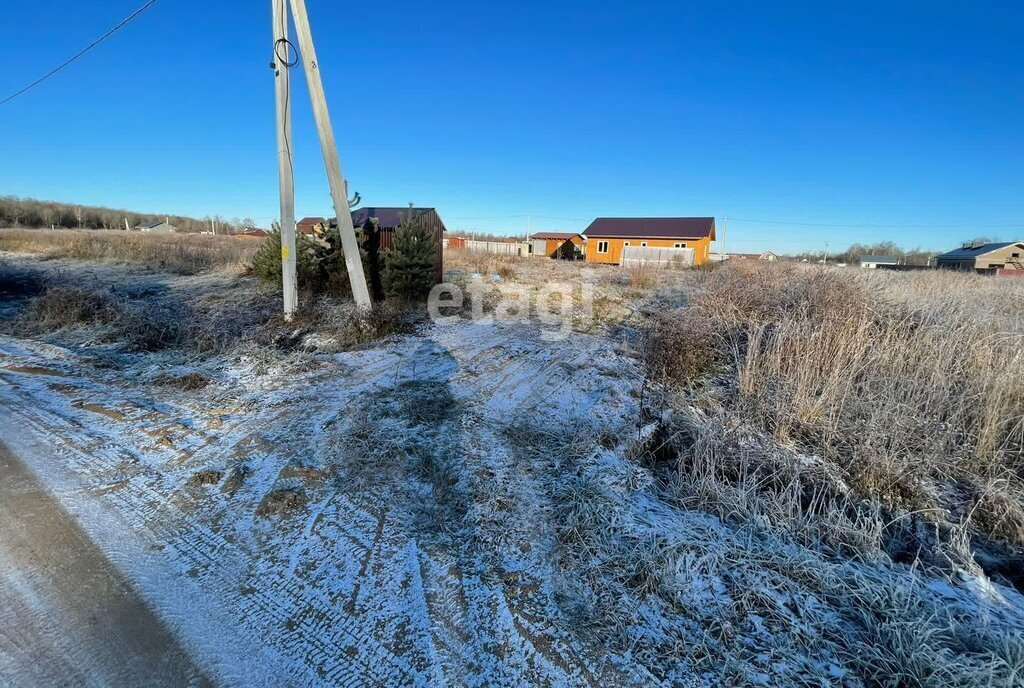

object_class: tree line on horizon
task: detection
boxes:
[789,241,940,265]
[0,195,257,234]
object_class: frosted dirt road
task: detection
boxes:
[0,441,210,687]
[0,322,651,686]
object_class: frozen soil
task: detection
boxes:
[1,256,1022,686]
[0,442,210,687]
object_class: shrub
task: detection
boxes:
[382,219,438,301]
[18,286,121,332]
[642,310,722,386]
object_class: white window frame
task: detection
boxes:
[623,241,630,247]
[674,242,686,249]
[640,241,648,247]
[597,240,610,254]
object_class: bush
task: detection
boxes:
[642,310,723,386]
[382,219,438,301]
[18,286,122,332]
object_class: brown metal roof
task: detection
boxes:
[582,217,715,240]
[296,217,325,226]
[351,207,446,231]
[529,232,579,240]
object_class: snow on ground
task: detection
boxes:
[4,257,1023,686]
[0,318,650,686]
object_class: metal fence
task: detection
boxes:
[465,240,523,256]
[621,245,695,268]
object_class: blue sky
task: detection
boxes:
[2,0,1022,253]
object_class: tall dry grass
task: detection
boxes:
[0,228,258,274]
[444,247,519,280]
[645,263,1024,552]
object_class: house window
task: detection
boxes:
[623,241,630,247]
[640,242,648,247]
[673,242,686,249]
[597,241,609,254]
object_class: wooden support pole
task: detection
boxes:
[287,0,371,308]
[272,0,298,319]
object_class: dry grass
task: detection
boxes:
[643,262,1024,555]
[257,298,416,353]
[444,247,519,280]
[0,228,258,274]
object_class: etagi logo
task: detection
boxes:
[427,270,597,341]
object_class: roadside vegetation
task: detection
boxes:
[0,228,258,274]
[2,233,1022,684]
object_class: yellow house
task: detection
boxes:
[580,217,716,266]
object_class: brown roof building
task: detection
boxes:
[296,217,326,236]
[580,217,716,265]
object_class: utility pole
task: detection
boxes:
[287,0,371,308]
[272,0,298,319]
[721,215,728,260]
[824,241,830,265]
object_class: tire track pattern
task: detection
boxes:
[0,321,643,686]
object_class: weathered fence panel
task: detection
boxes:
[621,245,694,268]
[465,240,522,256]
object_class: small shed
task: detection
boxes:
[860,255,899,269]
[529,232,581,258]
[350,207,447,283]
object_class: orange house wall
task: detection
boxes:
[543,239,563,257]
[584,237,712,265]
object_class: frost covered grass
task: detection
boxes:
[3,248,1023,685]
[0,228,258,274]
[0,259,414,357]
[643,264,1024,553]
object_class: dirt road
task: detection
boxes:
[0,441,210,687]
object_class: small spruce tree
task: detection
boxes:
[382,218,438,301]
[250,227,320,290]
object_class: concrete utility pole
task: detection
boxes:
[287,0,371,308]
[824,241,830,265]
[272,0,298,318]
[721,215,728,259]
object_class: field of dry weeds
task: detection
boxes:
[1,236,1022,685]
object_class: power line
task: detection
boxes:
[0,0,160,107]
[729,216,1024,229]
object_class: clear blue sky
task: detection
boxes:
[2,1,1022,253]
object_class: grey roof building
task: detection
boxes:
[936,242,1024,272]
[860,255,899,268]
[134,219,177,233]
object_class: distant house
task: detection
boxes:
[580,217,716,266]
[732,251,779,262]
[529,232,583,259]
[296,217,326,236]
[238,227,269,238]
[860,255,900,269]
[936,241,1024,273]
[135,219,177,233]
[350,207,447,283]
